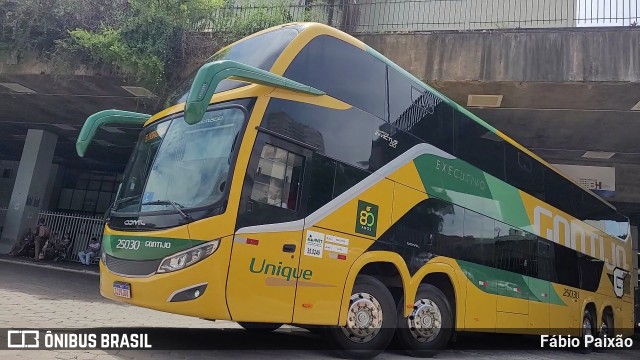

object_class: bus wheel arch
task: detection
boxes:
[393,279,455,357]
[416,272,456,328]
[583,302,598,332]
[338,253,411,326]
[326,274,398,359]
[600,306,614,337]
[581,302,597,352]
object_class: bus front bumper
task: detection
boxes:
[99,249,231,321]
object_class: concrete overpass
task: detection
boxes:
[1,26,640,233]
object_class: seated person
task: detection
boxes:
[78,237,101,265]
[40,232,60,260]
[52,233,72,261]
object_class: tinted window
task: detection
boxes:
[388,75,454,154]
[505,145,545,201]
[333,162,369,198]
[262,99,375,170]
[555,244,580,288]
[494,221,535,276]
[536,239,556,282]
[284,35,386,119]
[373,197,465,274]
[463,209,495,268]
[305,154,336,215]
[544,169,578,215]
[455,112,505,181]
[578,253,604,292]
[167,27,299,106]
[370,119,422,171]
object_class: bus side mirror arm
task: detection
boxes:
[76,110,151,157]
[184,60,325,125]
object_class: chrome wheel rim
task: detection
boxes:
[408,298,442,342]
[342,292,383,343]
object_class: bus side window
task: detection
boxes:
[250,144,304,210]
[462,209,495,268]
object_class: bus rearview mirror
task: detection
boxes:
[76,110,151,157]
[184,60,325,125]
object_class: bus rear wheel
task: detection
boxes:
[394,284,453,358]
[599,311,614,338]
[324,275,397,359]
[580,310,595,353]
[238,322,282,333]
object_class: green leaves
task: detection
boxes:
[2,0,297,94]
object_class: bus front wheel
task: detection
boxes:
[238,322,282,332]
[394,284,453,358]
[324,275,397,359]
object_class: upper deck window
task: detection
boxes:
[284,35,387,120]
[166,27,299,106]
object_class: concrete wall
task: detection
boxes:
[356,27,640,82]
[549,160,640,204]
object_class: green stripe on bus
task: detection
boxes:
[102,234,199,261]
[457,260,565,306]
[413,154,493,201]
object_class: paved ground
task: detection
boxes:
[0,259,638,359]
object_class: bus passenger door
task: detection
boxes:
[493,223,530,332]
[227,134,310,323]
[527,239,551,333]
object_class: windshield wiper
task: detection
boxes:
[112,195,141,209]
[142,200,193,222]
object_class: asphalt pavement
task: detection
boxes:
[0,259,638,359]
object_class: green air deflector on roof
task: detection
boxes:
[76,110,151,157]
[184,60,325,125]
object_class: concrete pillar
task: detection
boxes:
[0,129,57,254]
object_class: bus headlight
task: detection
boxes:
[157,239,220,274]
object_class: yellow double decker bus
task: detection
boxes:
[77,23,634,358]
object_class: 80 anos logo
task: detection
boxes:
[356,200,379,237]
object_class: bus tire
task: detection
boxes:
[599,311,614,337]
[324,275,397,359]
[595,311,614,352]
[238,322,282,332]
[394,284,453,358]
[580,310,595,353]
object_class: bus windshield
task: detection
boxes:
[114,106,246,214]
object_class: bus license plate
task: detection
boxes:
[113,282,131,298]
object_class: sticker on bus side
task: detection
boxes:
[304,230,325,258]
[356,200,378,237]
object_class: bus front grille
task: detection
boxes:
[104,254,161,277]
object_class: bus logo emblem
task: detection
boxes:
[356,200,378,237]
[609,267,628,298]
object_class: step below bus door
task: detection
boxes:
[226,134,311,323]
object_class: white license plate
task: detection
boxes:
[113,282,131,298]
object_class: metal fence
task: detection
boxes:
[38,211,105,263]
[206,0,640,34]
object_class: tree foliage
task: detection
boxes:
[1,0,296,93]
